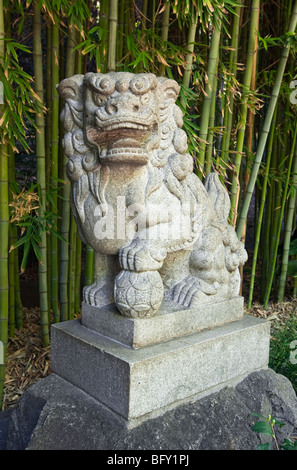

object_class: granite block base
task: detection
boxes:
[51,310,270,427]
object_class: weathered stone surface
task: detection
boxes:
[80,296,244,348]
[57,72,248,319]
[2,368,297,450]
[50,314,270,423]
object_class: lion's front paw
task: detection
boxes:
[172,275,219,308]
[119,240,167,272]
[83,281,114,307]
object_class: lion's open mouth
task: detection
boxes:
[96,121,149,132]
[106,147,145,156]
[102,146,148,164]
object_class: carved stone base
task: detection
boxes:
[81,297,244,348]
[51,308,270,427]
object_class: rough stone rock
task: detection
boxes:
[1,368,296,450]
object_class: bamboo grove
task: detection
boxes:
[0,0,297,408]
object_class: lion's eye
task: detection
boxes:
[93,93,107,107]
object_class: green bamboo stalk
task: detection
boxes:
[236,0,297,240]
[8,148,15,337]
[247,108,277,308]
[99,0,109,72]
[220,4,242,175]
[205,73,218,175]
[0,0,8,409]
[107,0,118,72]
[45,20,52,313]
[33,1,50,346]
[230,0,259,226]
[50,14,60,323]
[74,235,82,314]
[5,4,14,338]
[260,120,279,300]
[180,9,199,110]
[159,0,170,76]
[116,0,125,64]
[263,124,297,307]
[278,142,297,301]
[59,25,76,322]
[76,29,83,75]
[197,21,221,177]
[84,245,94,286]
[123,0,133,67]
[68,216,77,320]
[149,0,156,68]
[0,143,8,410]
[268,61,294,280]
[13,229,23,330]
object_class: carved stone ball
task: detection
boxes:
[114,270,164,318]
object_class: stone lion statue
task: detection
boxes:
[58,72,247,318]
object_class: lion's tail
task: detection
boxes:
[204,172,231,225]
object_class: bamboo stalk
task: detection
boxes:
[68,215,77,320]
[0,143,8,410]
[84,245,94,286]
[263,124,297,307]
[116,0,125,64]
[159,0,170,76]
[50,14,60,323]
[197,21,221,177]
[33,1,50,346]
[59,25,76,322]
[220,4,242,176]
[236,0,297,239]
[75,235,82,314]
[230,0,259,226]
[99,0,109,73]
[107,0,118,72]
[278,142,297,301]
[0,0,8,409]
[8,148,15,337]
[205,73,218,175]
[247,108,277,308]
[14,229,23,330]
[180,9,199,110]
[45,20,52,313]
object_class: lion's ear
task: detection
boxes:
[57,75,84,101]
[157,77,180,102]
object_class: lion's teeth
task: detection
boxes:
[107,148,143,156]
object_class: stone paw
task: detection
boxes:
[83,281,114,307]
[119,239,167,272]
[172,275,219,308]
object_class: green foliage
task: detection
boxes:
[251,413,297,450]
[9,183,66,273]
[268,316,297,393]
[74,26,103,71]
[171,0,242,34]
[0,40,40,152]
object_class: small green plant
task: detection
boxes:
[251,413,297,450]
[269,315,297,393]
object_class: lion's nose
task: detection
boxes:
[106,103,118,115]
[105,98,141,116]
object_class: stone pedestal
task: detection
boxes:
[51,297,270,428]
